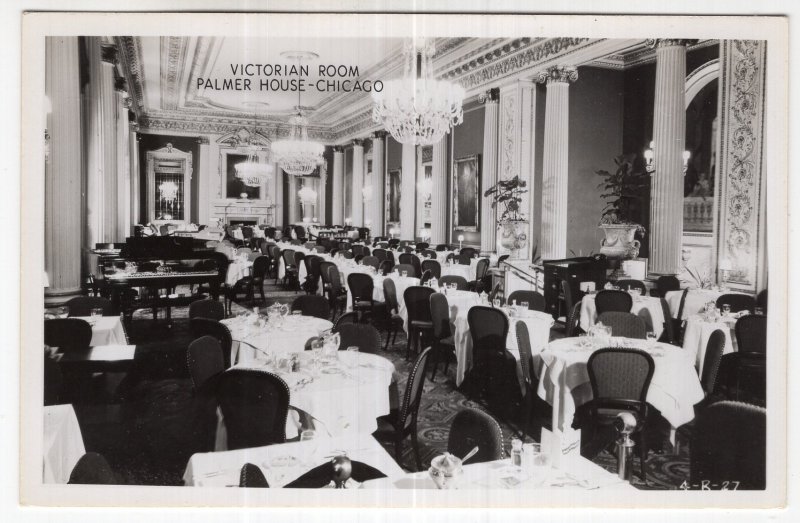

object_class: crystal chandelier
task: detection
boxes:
[272,51,325,176]
[297,185,318,205]
[235,143,273,187]
[372,38,465,146]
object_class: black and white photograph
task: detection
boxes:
[12,7,790,514]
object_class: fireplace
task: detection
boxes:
[225,217,259,226]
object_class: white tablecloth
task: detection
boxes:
[222,314,333,364]
[536,337,704,433]
[184,433,405,487]
[225,259,253,286]
[390,275,423,332]
[579,293,665,339]
[74,316,127,346]
[664,289,724,320]
[43,405,86,484]
[453,301,554,390]
[682,314,738,375]
[216,352,396,444]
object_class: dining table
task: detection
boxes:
[73,315,129,346]
[184,433,405,488]
[451,298,554,391]
[221,313,333,365]
[663,288,748,320]
[43,404,86,484]
[579,292,666,339]
[682,313,739,374]
[535,336,705,452]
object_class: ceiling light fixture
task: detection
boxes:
[372,38,465,146]
[271,51,325,176]
[235,101,273,187]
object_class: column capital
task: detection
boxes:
[114,76,128,94]
[129,121,139,132]
[371,130,389,141]
[478,87,500,104]
[535,65,578,85]
[332,145,345,154]
[100,43,119,65]
[646,39,699,49]
[196,136,210,145]
[351,138,366,148]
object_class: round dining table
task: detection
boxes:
[221,313,334,365]
[535,336,705,445]
[579,292,665,338]
[681,313,738,374]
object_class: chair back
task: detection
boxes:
[439,275,468,291]
[421,259,442,279]
[515,321,536,390]
[347,273,375,304]
[189,318,233,368]
[435,244,448,252]
[334,323,381,354]
[397,347,433,430]
[319,261,336,285]
[44,318,92,350]
[293,251,306,267]
[459,247,477,260]
[596,311,647,339]
[372,248,388,262]
[420,270,433,285]
[378,259,394,276]
[561,279,580,314]
[735,314,767,354]
[398,253,421,276]
[716,293,756,313]
[457,252,474,265]
[474,258,490,280]
[615,279,647,294]
[68,453,117,484]
[383,278,400,312]
[239,463,270,488]
[291,295,331,319]
[755,289,768,313]
[429,292,451,340]
[594,290,633,314]
[210,252,231,283]
[361,256,380,270]
[467,306,509,357]
[447,408,505,464]
[216,369,290,450]
[587,348,654,406]
[403,286,435,323]
[507,290,545,311]
[252,255,270,279]
[415,242,430,251]
[701,329,726,395]
[565,301,583,337]
[340,250,354,260]
[657,297,676,344]
[653,275,680,297]
[65,296,113,317]
[282,249,296,268]
[421,249,437,259]
[690,401,766,489]
[327,264,345,295]
[188,298,225,321]
[333,311,359,330]
[394,263,416,278]
[187,335,225,392]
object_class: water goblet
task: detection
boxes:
[646,331,657,348]
[520,301,529,311]
[523,443,551,487]
[401,270,408,278]
[492,298,501,308]
[90,307,103,320]
[722,304,731,316]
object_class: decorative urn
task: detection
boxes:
[599,223,641,259]
[496,220,529,260]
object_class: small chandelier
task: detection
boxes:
[372,38,465,146]
[272,51,325,176]
[235,143,273,187]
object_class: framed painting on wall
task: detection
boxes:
[221,149,261,200]
[453,154,480,232]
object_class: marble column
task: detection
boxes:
[480,88,500,253]
[400,143,417,240]
[430,137,448,245]
[129,124,141,226]
[317,162,327,225]
[287,173,298,224]
[272,162,283,227]
[331,146,345,225]
[115,85,131,238]
[350,139,365,227]
[85,39,119,248]
[45,36,83,303]
[648,40,691,276]
[195,136,209,225]
[369,131,387,236]
[536,65,577,260]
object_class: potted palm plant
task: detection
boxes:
[596,154,648,259]
[484,175,528,259]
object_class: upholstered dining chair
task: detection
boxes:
[334,323,381,354]
[515,321,540,439]
[325,265,349,318]
[447,408,505,464]
[716,293,756,313]
[594,290,633,315]
[439,275,468,291]
[394,263,417,278]
[44,318,92,351]
[68,453,118,485]
[701,329,727,396]
[429,292,455,381]
[347,273,375,321]
[239,463,270,488]
[596,311,647,339]
[507,290,546,311]
[735,314,767,353]
[382,278,404,350]
[398,252,421,277]
[65,296,114,317]
[650,275,680,298]
[188,298,225,321]
[421,259,442,280]
[403,286,435,359]
[291,295,331,320]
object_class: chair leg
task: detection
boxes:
[411,421,422,471]
[405,327,413,360]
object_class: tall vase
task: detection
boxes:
[598,224,641,259]
[496,220,529,260]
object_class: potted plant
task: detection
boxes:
[596,154,648,259]
[484,175,529,259]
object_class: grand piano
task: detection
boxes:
[98,236,222,324]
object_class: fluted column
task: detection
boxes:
[195,136,209,225]
[350,139,365,227]
[430,137,448,244]
[537,65,577,260]
[648,40,692,275]
[129,124,141,226]
[400,143,417,240]
[369,131,387,235]
[115,85,131,237]
[272,163,283,227]
[85,39,119,249]
[45,36,83,303]
[331,146,344,225]
[480,89,500,253]
[317,162,327,224]
[287,173,298,224]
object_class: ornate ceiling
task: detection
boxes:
[116,36,713,143]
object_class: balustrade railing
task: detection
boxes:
[683,196,714,232]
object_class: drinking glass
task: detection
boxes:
[449,283,457,291]
[90,307,103,320]
[300,430,318,466]
[292,310,302,316]
[520,301,529,311]
[346,346,359,369]
[646,331,657,347]
[523,443,551,486]
[401,270,408,278]
[722,304,732,316]
[492,298,501,308]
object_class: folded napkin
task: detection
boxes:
[283,460,387,488]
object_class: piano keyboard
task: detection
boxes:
[106,270,217,280]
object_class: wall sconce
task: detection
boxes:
[419,228,431,241]
[457,234,465,250]
[644,141,690,176]
[389,227,397,238]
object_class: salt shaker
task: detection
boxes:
[510,438,523,467]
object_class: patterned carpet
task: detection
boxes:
[71,280,692,489]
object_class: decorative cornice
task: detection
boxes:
[100,43,119,65]
[332,145,345,154]
[646,38,700,49]
[115,36,145,116]
[478,87,500,104]
[590,39,717,70]
[161,36,189,111]
[535,65,579,85]
[196,136,210,145]
[114,76,127,93]
[371,130,389,140]
[351,138,366,148]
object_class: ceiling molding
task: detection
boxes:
[115,36,146,117]
[588,39,718,70]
